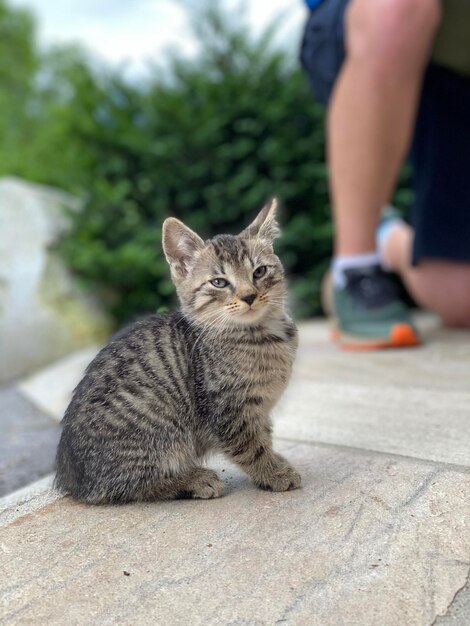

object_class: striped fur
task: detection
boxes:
[55,199,300,503]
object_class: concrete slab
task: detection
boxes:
[276,380,470,467]
[275,317,470,467]
[295,314,470,393]
[0,475,55,527]
[435,580,470,625]
[0,388,60,497]
[18,346,100,420]
[1,441,469,626]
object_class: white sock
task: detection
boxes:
[332,251,381,288]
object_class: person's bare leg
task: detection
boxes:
[329,0,442,256]
[384,224,470,327]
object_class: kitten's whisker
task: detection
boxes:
[189,309,234,359]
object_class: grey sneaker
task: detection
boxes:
[330,264,420,351]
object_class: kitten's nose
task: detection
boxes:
[241,293,256,306]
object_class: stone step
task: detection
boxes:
[1,442,469,625]
[2,317,469,625]
[0,388,60,497]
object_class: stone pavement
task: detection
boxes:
[1,316,469,626]
[0,348,99,497]
[0,389,60,497]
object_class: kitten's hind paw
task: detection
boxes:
[184,468,224,499]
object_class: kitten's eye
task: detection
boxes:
[210,277,229,288]
[253,265,267,279]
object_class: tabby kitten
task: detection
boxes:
[55,198,300,503]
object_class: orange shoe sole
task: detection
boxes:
[330,323,421,351]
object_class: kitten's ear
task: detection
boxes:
[239,197,280,243]
[162,218,205,281]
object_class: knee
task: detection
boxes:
[346,0,442,73]
[414,262,470,328]
[438,277,470,328]
[440,308,470,329]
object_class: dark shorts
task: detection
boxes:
[300,1,470,264]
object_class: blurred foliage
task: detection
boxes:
[0,0,412,323]
[0,0,37,176]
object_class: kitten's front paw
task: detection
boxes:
[258,461,301,492]
[188,469,224,499]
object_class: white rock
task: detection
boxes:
[0,177,111,383]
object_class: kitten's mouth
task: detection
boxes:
[241,304,262,315]
[235,305,266,324]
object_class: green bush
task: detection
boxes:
[0,0,105,192]
[0,1,412,324]
[61,4,334,322]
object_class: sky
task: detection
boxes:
[10,0,307,78]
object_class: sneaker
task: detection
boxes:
[331,264,420,351]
